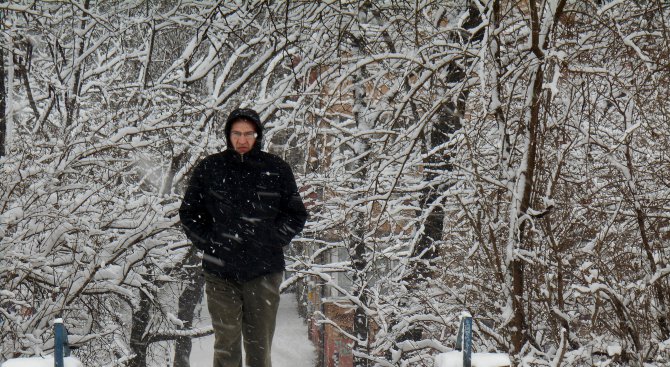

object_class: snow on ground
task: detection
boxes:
[0,293,314,367]
[189,292,316,367]
[434,351,510,367]
[1,357,83,367]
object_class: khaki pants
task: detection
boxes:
[205,272,282,367]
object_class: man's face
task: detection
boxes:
[230,119,257,154]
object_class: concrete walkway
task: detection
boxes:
[189,293,316,367]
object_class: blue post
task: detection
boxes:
[462,315,472,367]
[54,318,70,367]
[456,313,473,367]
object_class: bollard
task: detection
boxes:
[455,312,473,367]
[54,318,70,367]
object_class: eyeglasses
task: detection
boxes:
[231,131,257,139]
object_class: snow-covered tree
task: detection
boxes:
[2,1,670,367]
[0,2,301,366]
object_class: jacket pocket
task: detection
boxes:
[257,189,281,214]
[209,230,243,256]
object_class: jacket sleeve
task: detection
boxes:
[274,163,308,247]
[179,161,212,252]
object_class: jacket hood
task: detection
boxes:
[224,108,263,151]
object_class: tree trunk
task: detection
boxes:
[65,0,90,128]
[409,0,481,280]
[350,3,372,366]
[1,41,6,158]
[411,91,466,281]
[173,249,206,367]
[508,0,548,352]
[351,229,369,367]
[625,143,670,340]
[128,288,152,367]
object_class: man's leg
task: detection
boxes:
[205,273,243,367]
[241,272,283,367]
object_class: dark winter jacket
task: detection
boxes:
[179,111,308,282]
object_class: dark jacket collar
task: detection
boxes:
[226,145,262,162]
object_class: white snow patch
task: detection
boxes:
[1,356,83,367]
[597,0,626,15]
[435,351,511,367]
[0,206,24,225]
[109,127,140,143]
[607,344,622,356]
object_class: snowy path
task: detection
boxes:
[189,293,316,367]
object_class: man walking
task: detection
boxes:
[179,108,308,367]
